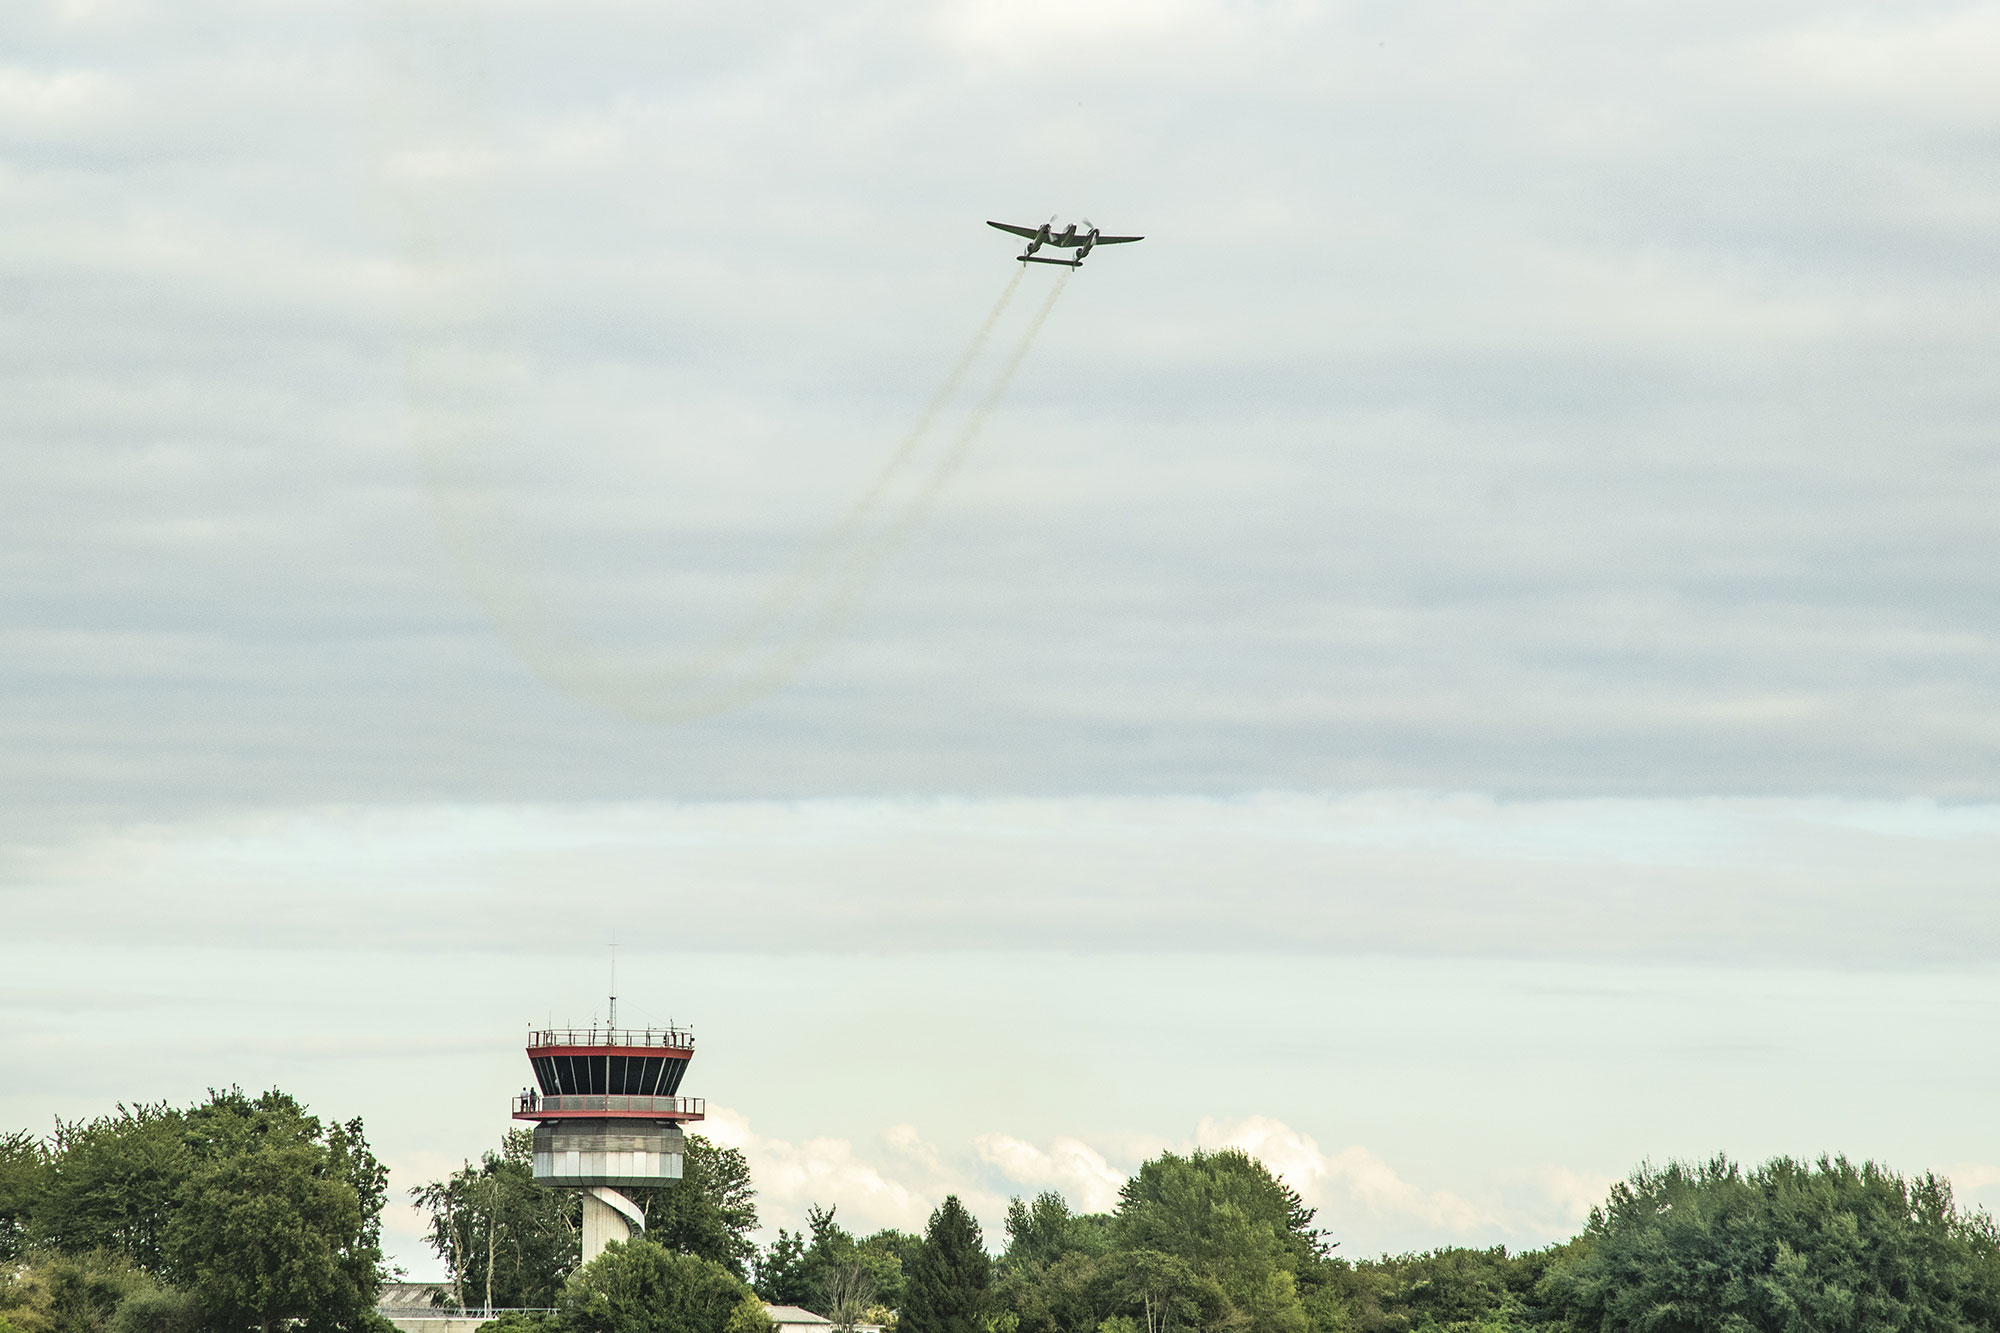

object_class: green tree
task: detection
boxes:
[0,1131,45,1263]
[996,1194,1115,1333]
[163,1089,388,1333]
[754,1207,908,1323]
[1336,1246,1555,1333]
[858,1229,918,1316]
[1107,1250,1227,1333]
[558,1239,774,1333]
[104,1285,200,1333]
[752,1229,809,1306]
[0,1250,177,1333]
[903,1197,990,1333]
[1540,1154,2000,1332]
[638,1138,761,1279]
[31,1106,188,1273]
[413,1130,578,1310]
[1002,1194,1112,1271]
[1112,1150,1328,1333]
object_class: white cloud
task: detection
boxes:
[1944,1163,2000,1195]
[706,1109,1597,1254]
[1502,1165,1619,1233]
[705,1108,952,1239]
[1198,1116,1496,1238]
[974,1132,1126,1213]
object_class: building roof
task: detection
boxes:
[762,1307,834,1327]
[377,1282,454,1310]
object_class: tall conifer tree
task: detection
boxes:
[901,1196,989,1333]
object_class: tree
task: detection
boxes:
[106,1285,200,1333]
[1108,1250,1227,1333]
[752,1229,809,1306]
[638,1138,760,1279]
[903,1197,991,1333]
[413,1130,577,1310]
[996,1194,1115,1333]
[1334,1245,1557,1332]
[163,1089,388,1333]
[822,1257,877,1333]
[558,1239,775,1333]
[1,1088,387,1333]
[1539,1154,2000,1332]
[0,1131,44,1263]
[1112,1150,1326,1333]
[1002,1194,1112,1271]
[857,1229,918,1317]
[0,1250,191,1333]
[754,1206,907,1323]
[32,1105,188,1273]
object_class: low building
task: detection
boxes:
[376,1281,551,1333]
[764,1305,833,1333]
[764,1305,885,1333]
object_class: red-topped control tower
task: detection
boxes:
[515,1018,706,1264]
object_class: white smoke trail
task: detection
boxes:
[615,268,1075,720]
[655,265,1029,691]
[373,6,1069,722]
[754,269,1076,676]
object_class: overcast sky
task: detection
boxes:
[4,0,2000,1279]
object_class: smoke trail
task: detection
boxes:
[659,264,1028,688]
[769,269,1075,666]
[373,6,1068,722]
[619,268,1075,720]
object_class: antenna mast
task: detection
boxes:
[608,939,618,1029]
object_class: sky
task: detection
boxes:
[4,0,2000,1280]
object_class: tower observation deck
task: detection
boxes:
[516,1024,705,1264]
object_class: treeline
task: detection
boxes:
[11,1085,2000,1333]
[0,1089,389,1333]
[422,1137,2000,1333]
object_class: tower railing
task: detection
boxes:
[515,1093,705,1118]
[528,1026,696,1049]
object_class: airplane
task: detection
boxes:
[987,216,1144,267]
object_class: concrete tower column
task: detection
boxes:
[582,1187,644,1256]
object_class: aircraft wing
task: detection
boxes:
[1092,234,1144,245]
[986,220,1043,239]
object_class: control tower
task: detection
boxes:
[514,1018,706,1265]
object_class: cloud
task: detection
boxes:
[1199,1116,1496,1238]
[704,1108,953,1239]
[707,1110,1590,1255]
[974,1133,1127,1213]
[1943,1164,2000,1198]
